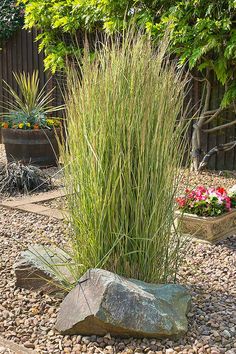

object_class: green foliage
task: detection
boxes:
[22,0,236,106]
[0,1,24,43]
[61,33,188,285]
[150,0,236,106]
[21,0,103,71]
[21,0,176,72]
[1,71,64,128]
[221,81,236,108]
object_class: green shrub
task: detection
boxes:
[62,33,189,286]
[0,1,24,43]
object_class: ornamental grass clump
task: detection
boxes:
[62,33,189,286]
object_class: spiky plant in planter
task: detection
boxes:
[0,161,52,195]
[1,71,64,167]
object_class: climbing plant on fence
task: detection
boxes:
[152,0,236,171]
[20,0,175,72]
[21,0,236,170]
[0,0,24,43]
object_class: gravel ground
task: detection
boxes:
[0,206,235,354]
[0,143,236,353]
[179,169,236,193]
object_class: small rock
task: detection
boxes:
[47,329,54,336]
[211,349,220,354]
[90,335,97,342]
[212,330,221,341]
[222,330,231,338]
[118,342,125,350]
[24,341,35,349]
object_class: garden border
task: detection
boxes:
[0,189,68,220]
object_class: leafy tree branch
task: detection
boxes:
[0,0,24,43]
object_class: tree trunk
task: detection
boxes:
[191,71,211,171]
[191,124,201,171]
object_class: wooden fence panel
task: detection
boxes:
[0,29,236,170]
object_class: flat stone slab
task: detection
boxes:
[14,245,73,294]
[1,189,68,220]
[0,336,34,353]
[56,269,191,338]
[1,189,66,207]
[13,203,67,220]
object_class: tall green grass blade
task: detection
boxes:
[61,32,190,286]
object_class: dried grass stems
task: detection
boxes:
[0,161,53,195]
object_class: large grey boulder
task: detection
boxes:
[55,269,191,338]
[14,245,73,294]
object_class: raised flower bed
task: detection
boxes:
[176,186,236,242]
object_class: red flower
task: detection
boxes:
[216,187,227,195]
[176,197,186,207]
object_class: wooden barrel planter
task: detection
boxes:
[2,128,61,168]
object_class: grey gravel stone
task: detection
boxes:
[222,330,232,339]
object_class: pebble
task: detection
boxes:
[222,330,231,339]
[23,341,35,349]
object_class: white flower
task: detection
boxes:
[209,192,217,198]
[228,184,236,193]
